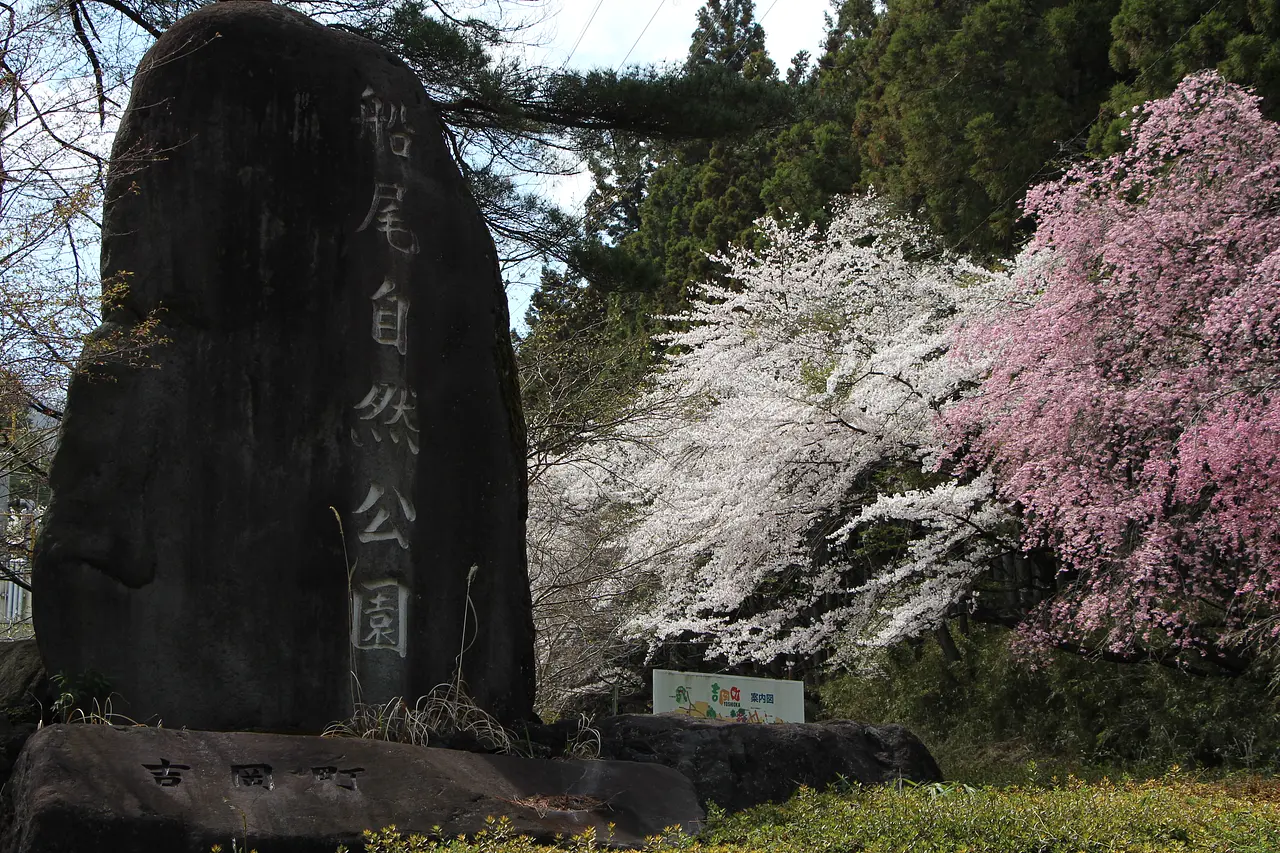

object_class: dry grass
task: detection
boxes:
[323,682,515,754]
[504,794,609,818]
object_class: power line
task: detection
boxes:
[619,0,778,77]
[564,0,607,67]
[616,0,667,72]
[722,0,783,71]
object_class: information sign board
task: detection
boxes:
[652,669,804,723]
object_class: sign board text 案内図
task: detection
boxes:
[652,669,804,723]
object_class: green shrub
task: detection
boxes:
[49,669,115,724]
[820,625,1280,783]
[703,777,1280,853]
[348,776,1280,853]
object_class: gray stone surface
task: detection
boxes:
[0,641,46,791]
[525,714,943,812]
[0,725,703,853]
[33,0,534,732]
[0,641,46,723]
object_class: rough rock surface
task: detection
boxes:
[0,725,703,853]
[33,0,534,732]
[523,714,942,812]
[0,642,46,790]
[0,642,46,723]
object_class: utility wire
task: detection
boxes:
[722,0,783,70]
[616,0,667,72]
[564,0,607,67]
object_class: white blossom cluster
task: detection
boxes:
[606,195,1018,666]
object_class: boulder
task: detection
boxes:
[524,714,942,813]
[0,641,47,724]
[0,725,703,853]
[0,641,47,791]
[33,0,534,733]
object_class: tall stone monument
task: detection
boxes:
[33,0,535,732]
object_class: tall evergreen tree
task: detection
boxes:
[852,0,1122,257]
[1092,0,1280,151]
[687,0,769,73]
[532,0,796,359]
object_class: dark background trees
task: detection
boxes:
[11,0,1280,766]
[539,0,1280,356]
[519,0,1280,754]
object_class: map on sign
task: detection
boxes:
[652,669,804,723]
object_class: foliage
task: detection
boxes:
[610,195,1016,668]
[686,0,768,75]
[1095,0,1280,151]
[350,778,1280,853]
[516,308,686,715]
[517,314,659,486]
[0,1,167,604]
[758,119,859,228]
[46,668,140,724]
[515,39,824,697]
[851,0,1122,256]
[948,71,1280,672]
[1,416,45,599]
[545,0,828,368]
[702,778,1280,853]
[574,0,1280,321]
[528,61,1280,695]
[524,462,645,717]
[354,818,605,853]
[590,107,854,318]
[0,0,160,443]
[822,625,1280,784]
[617,135,773,303]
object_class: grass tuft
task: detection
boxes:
[323,682,515,754]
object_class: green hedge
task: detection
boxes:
[348,776,1280,853]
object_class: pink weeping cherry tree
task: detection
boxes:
[948,71,1280,673]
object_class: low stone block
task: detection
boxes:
[0,725,703,852]
[526,714,942,813]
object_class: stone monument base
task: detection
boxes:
[0,725,703,853]
[521,714,944,813]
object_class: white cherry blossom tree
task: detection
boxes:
[611,195,1019,668]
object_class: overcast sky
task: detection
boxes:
[529,0,832,73]
[507,0,834,325]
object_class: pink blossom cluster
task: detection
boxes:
[949,72,1280,656]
